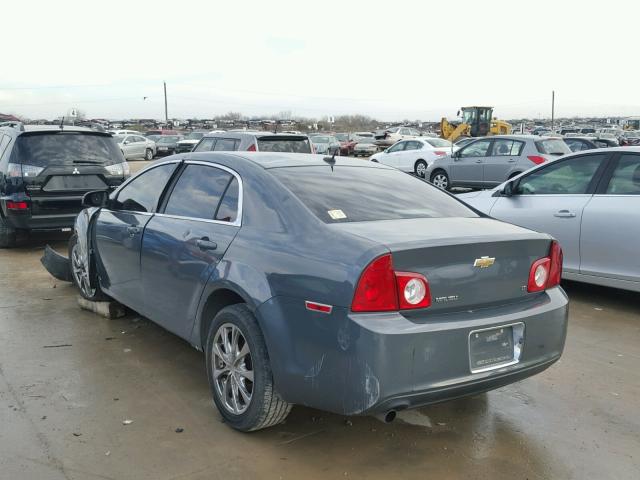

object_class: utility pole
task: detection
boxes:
[164,81,169,126]
[551,90,555,131]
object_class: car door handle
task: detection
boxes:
[475,159,483,163]
[554,210,576,218]
[196,239,218,251]
[127,225,141,235]
[508,159,516,163]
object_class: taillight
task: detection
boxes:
[351,254,432,312]
[395,272,431,309]
[527,155,546,165]
[434,151,447,156]
[6,201,28,210]
[527,241,563,292]
[246,143,257,151]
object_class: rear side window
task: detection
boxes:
[490,139,524,156]
[114,163,177,212]
[13,133,122,166]
[0,134,11,159]
[257,137,312,153]
[215,177,239,222]
[194,138,216,152]
[271,166,477,223]
[535,139,571,155]
[213,138,240,151]
[164,165,232,220]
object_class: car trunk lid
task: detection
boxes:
[330,217,553,313]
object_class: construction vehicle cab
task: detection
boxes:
[440,106,511,142]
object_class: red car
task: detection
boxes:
[335,133,357,156]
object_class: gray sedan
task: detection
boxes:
[459,147,640,292]
[426,135,571,190]
[62,152,567,431]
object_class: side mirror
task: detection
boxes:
[501,181,515,197]
[452,150,460,159]
[82,190,109,208]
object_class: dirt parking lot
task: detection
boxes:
[0,221,638,479]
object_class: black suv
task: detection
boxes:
[0,123,129,247]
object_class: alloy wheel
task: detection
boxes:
[432,173,449,189]
[71,242,96,298]
[416,161,427,178]
[212,323,254,415]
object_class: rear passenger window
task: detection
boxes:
[114,163,177,212]
[605,154,640,195]
[215,177,239,222]
[213,138,239,151]
[164,165,231,219]
[491,139,524,156]
[194,138,216,152]
[0,134,11,159]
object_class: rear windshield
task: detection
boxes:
[424,138,452,148]
[536,139,571,155]
[14,133,122,166]
[271,166,478,223]
[257,137,312,153]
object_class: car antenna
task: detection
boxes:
[59,116,65,131]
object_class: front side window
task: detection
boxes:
[387,142,406,153]
[516,154,605,195]
[605,154,640,195]
[194,138,216,152]
[113,163,177,212]
[460,139,491,158]
[164,165,232,220]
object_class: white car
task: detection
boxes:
[108,129,142,136]
[113,134,157,161]
[373,126,421,147]
[370,138,458,178]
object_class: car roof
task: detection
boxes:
[202,131,308,139]
[185,152,396,170]
[0,124,110,137]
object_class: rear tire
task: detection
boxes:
[0,216,17,248]
[414,160,428,178]
[430,169,450,190]
[144,148,153,161]
[206,304,291,431]
[69,234,107,301]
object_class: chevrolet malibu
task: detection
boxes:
[67,152,568,431]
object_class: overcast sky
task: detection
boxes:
[2,0,639,121]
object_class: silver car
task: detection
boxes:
[113,134,156,161]
[459,148,640,292]
[425,135,571,190]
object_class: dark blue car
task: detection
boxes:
[68,152,568,431]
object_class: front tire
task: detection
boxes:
[206,304,291,431]
[414,159,428,178]
[430,169,450,190]
[69,234,106,301]
[0,216,17,248]
[144,148,153,161]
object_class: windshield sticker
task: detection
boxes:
[328,209,347,220]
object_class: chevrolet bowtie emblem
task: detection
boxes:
[474,256,495,268]
[72,167,80,175]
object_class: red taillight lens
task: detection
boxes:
[351,254,432,312]
[548,240,563,287]
[434,150,447,156]
[395,272,431,309]
[527,241,563,292]
[6,201,28,210]
[246,143,257,151]
[527,155,546,165]
[352,254,398,312]
[528,258,550,292]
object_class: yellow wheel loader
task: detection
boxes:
[440,106,511,142]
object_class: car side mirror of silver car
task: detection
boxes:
[82,190,109,208]
[500,181,515,197]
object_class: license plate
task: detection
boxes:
[469,323,524,373]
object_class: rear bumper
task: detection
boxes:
[257,287,568,416]
[3,207,78,230]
